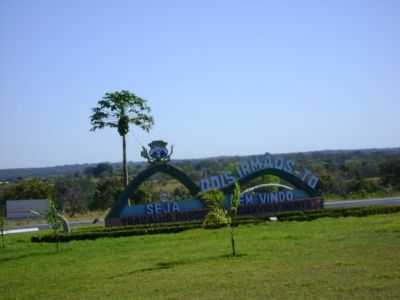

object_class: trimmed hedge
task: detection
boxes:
[74,220,203,233]
[31,223,200,243]
[274,205,400,222]
[31,205,400,243]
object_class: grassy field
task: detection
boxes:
[1,214,400,299]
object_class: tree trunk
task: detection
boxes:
[122,134,128,187]
[55,230,60,253]
[230,224,236,256]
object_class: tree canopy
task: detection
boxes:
[90,90,154,136]
[90,90,154,187]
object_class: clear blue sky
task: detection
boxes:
[1,0,399,169]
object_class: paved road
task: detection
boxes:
[324,197,400,209]
[5,197,400,234]
[5,220,104,235]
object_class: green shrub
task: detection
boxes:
[202,208,229,229]
[199,190,230,229]
[198,190,225,209]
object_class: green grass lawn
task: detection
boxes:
[1,214,400,300]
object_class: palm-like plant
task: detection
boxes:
[200,183,241,256]
[90,90,154,187]
[0,206,5,248]
[229,182,241,256]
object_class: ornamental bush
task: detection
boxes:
[198,190,229,229]
[198,190,225,209]
[202,208,229,229]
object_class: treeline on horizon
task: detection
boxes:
[1,147,400,216]
[1,147,400,181]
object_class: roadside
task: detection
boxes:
[4,197,400,234]
[325,197,400,208]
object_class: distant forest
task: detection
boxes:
[1,148,400,181]
[1,147,400,216]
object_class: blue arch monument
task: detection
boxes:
[105,141,323,227]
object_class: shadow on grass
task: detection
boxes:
[108,253,247,279]
[0,247,71,263]
[0,251,55,263]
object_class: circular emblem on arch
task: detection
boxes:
[141,140,174,163]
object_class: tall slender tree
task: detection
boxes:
[90,90,154,187]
